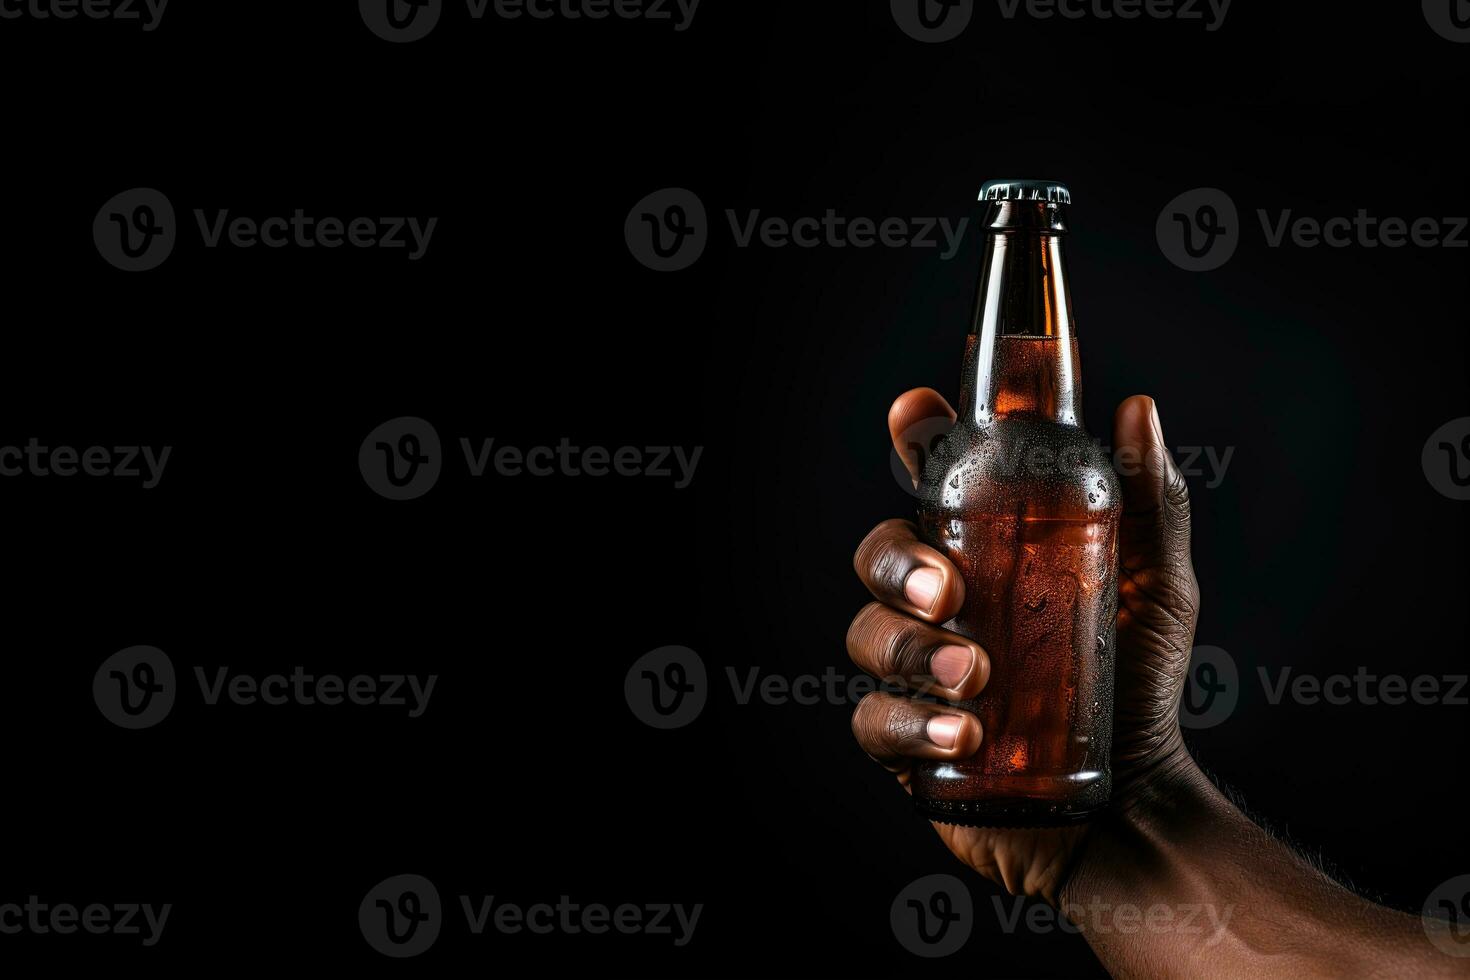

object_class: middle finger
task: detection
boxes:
[847,601,990,701]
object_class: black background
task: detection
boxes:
[1,1,1467,975]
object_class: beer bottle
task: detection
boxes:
[912,179,1120,827]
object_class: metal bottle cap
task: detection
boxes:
[978,179,1071,204]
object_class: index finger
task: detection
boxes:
[854,519,964,623]
[888,387,957,486]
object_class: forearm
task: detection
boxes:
[1061,753,1456,979]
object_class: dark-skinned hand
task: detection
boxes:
[849,390,1201,902]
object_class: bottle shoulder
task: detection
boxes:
[917,418,1121,517]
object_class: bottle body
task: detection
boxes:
[910,182,1120,827]
[912,397,1119,825]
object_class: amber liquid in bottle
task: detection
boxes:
[911,189,1120,827]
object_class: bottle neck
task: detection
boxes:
[961,201,1083,427]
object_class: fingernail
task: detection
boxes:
[904,567,943,613]
[926,715,965,749]
[930,646,974,689]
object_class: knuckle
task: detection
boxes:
[855,520,910,583]
[850,692,890,741]
[886,703,927,745]
[846,602,887,657]
[867,538,906,590]
[879,615,926,678]
[853,527,882,576]
[1164,465,1193,515]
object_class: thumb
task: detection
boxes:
[1112,396,1199,616]
[1109,396,1201,785]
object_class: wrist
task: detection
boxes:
[1056,739,1206,908]
[1115,731,1205,814]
